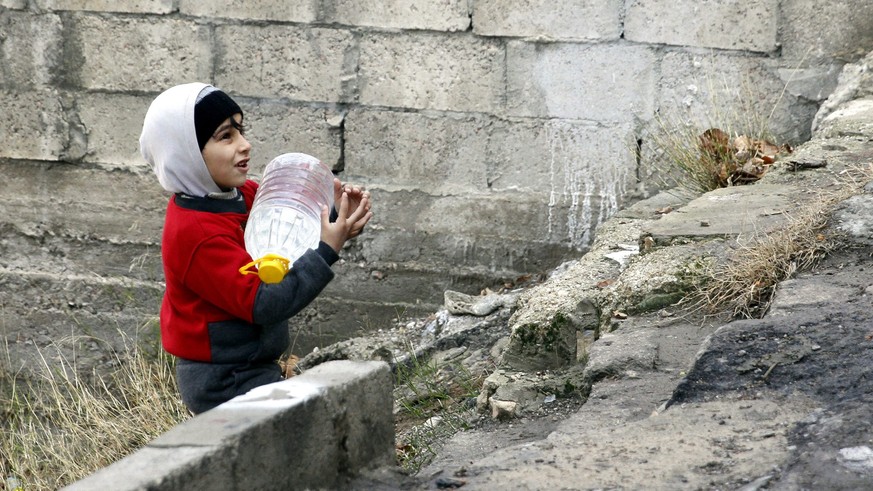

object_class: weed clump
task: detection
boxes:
[0,332,189,490]
[393,349,485,474]
[650,120,792,194]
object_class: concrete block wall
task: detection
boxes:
[2,1,872,357]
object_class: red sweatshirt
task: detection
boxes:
[160,180,338,363]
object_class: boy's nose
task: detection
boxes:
[239,136,252,153]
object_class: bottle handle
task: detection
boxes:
[239,253,291,284]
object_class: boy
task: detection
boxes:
[140,83,371,413]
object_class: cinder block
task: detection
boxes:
[77,92,152,168]
[484,118,638,196]
[0,160,166,244]
[366,188,616,251]
[655,51,813,143]
[1,0,27,8]
[473,0,622,41]
[0,11,62,88]
[66,14,211,91]
[324,0,470,31]
[344,108,490,193]
[1,226,164,283]
[215,25,352,103]
[179,0,318,21]
[358,32,504,113]
[780,0,873,63]
[323,262,489,306]
[358,230,570,274]
[624,0,778,53]
[288,299,438,353]
[505,41,656,122]
[35,0,174,14]
[240,98,343,173]
[345,108,637,196]
[298,361,395,470]
[1,89,66,160]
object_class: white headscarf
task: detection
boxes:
[140,83,224,197]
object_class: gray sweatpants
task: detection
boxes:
[176,358,283,414]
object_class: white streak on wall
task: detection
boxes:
[546,120,631,250]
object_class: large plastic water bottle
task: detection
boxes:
[240,153,335,283]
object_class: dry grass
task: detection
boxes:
[0,329,189,490]
[647,64,792,195]
[648,112,787,195]
[691,165,873,318]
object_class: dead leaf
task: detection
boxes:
[613,310,628,319]
[279,354,300,378]
[699,128,731,158]
[656,206,673,215]
[733,135,753,154]
[698,128,792,187]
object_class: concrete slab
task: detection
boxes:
[642,183,800,244]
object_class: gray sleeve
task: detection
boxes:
[251,242,339,326]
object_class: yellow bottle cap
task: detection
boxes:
[258,258,288,284]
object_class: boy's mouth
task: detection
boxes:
[235,159,249,170]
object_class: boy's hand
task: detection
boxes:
[333,178,371,217]
[321,191,372,253]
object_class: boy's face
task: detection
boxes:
[202,113,251,190]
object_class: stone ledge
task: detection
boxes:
[63,360,394,491]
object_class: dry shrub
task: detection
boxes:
[0,330,189,490]
[692,165,873,318]
[649,114,791,195]
[647,62,800,195]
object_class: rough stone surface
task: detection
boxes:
[65,14,212,91]
[77,93,153,168]
[506,42,657,122]
[780,0,873,63]
[5,9,873,489]
[36,0,175,13]
[813,51,873,131]
[242,100,344,172]
[472,0,622,41]
[2,90,67,160]
[325,0,471,31]
[1,2,867,358]
[215,25,353,102]
[625,0,779,53]
[358,33,504,113]
[0,10,62,89]
[178,0,318,22]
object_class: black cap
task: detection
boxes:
[194,90,243,150]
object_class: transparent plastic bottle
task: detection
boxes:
[240,153,335,283]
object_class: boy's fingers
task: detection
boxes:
[350,211,373,236]
[337,192,350,219]
[346,196,369,223]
